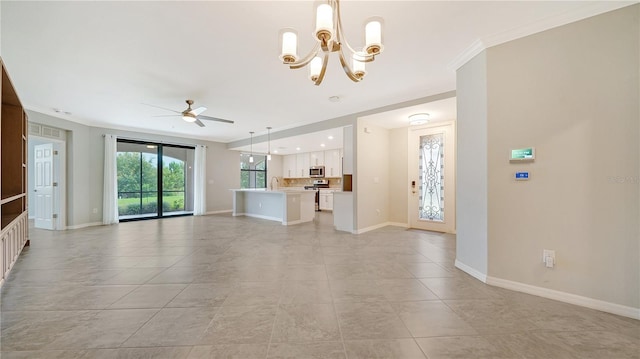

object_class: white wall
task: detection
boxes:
[486,5,639,310]
[455,5,639,314]
[26,111,241,227]
[388,127,408,225]
[455,51,489,278]
[356,121,390,231]
[266,154,283,189]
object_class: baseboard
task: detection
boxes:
[238,213,282,223]
[454,259,488,282]
[66,222,102,230]
[387,222,409,228]
[486,276,640,320]
[354,222,390,234]
[205,210,233,215]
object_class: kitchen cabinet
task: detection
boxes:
[319,189,335,211]
[296,153,310,178]
[283,154,297,178]
[324,149,342,178]
[309,151,324,166]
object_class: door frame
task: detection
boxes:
[407,121,456,233]
[29,135,66,230]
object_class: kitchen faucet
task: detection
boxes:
[270,176,279,191]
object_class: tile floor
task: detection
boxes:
[1,213,638,358]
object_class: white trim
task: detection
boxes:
[447,39,486,72]
[205,209,233,215]
[387,222,409,228]
[486,276,640,320]
[283,219,304,226]
[454,259,487,283]
[354,222,408,234]
[447,2,635,71]
[234,213,282,223]
[66,222,102,230]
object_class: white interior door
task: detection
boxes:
[409,123,456,233]
[34,143,55,230]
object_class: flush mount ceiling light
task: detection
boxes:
[279,0,383,85]
[409,113,430,126]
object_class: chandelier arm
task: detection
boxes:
[338,48,362,83]
[334,0,376,64]
[314,53,330,86]
[288,43,321,69]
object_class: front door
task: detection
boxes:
[409,123,455,233]
[34,143,55,230]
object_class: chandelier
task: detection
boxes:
[279,0,383,85]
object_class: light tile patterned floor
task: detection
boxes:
[1,213,638,358]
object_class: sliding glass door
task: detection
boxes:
[116,140,194,221]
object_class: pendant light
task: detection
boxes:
[266,127,272,161]
[249,131,254,163]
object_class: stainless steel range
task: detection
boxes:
[304,180,329,211]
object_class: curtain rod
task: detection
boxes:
[102,134,207,148]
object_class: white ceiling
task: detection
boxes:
[1,1,631,144]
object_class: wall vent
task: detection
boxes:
[29,122,66,140]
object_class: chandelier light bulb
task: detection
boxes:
[352,53,366,79]
[280,30,298,63]
[309,56,323,81]
[365,20,383,55]
[315,4,334,42]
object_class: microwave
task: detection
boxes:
[309,166,325,178]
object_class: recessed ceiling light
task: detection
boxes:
[320,143,326,147]
[409,113,430,125]
[328,96,340,103]
[273,150,279,154]
[296,147,301,151]
[328,135,334,140]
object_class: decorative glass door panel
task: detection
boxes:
[409,123,455,233]
[419,133,445,222]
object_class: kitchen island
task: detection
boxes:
[231,189,316,225]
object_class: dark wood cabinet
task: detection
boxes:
[1,58,29,285]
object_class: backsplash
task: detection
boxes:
[281,178,342,189]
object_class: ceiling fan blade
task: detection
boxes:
[198,115,234,124]
[192,106,207,115]
[141,103,181,114]
[152,114,180,117]
[194,119,205,127]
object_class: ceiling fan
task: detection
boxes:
[146,99,234,127]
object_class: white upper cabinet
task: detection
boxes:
[309,151,325,167]
[283,154,297,178]
[296,153,310,178]
[324,149,342,178]
[282,149,342,178]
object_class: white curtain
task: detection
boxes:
[102,134,119,224]
[193,145,207,216]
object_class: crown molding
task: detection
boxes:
[448,1,637,71]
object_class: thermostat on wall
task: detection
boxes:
[510,147,535,162]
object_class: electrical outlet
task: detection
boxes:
[543,249,555,268]
[259,203,262,208]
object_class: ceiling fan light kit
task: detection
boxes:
[146,99,234,127]
[279,0,383,85]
